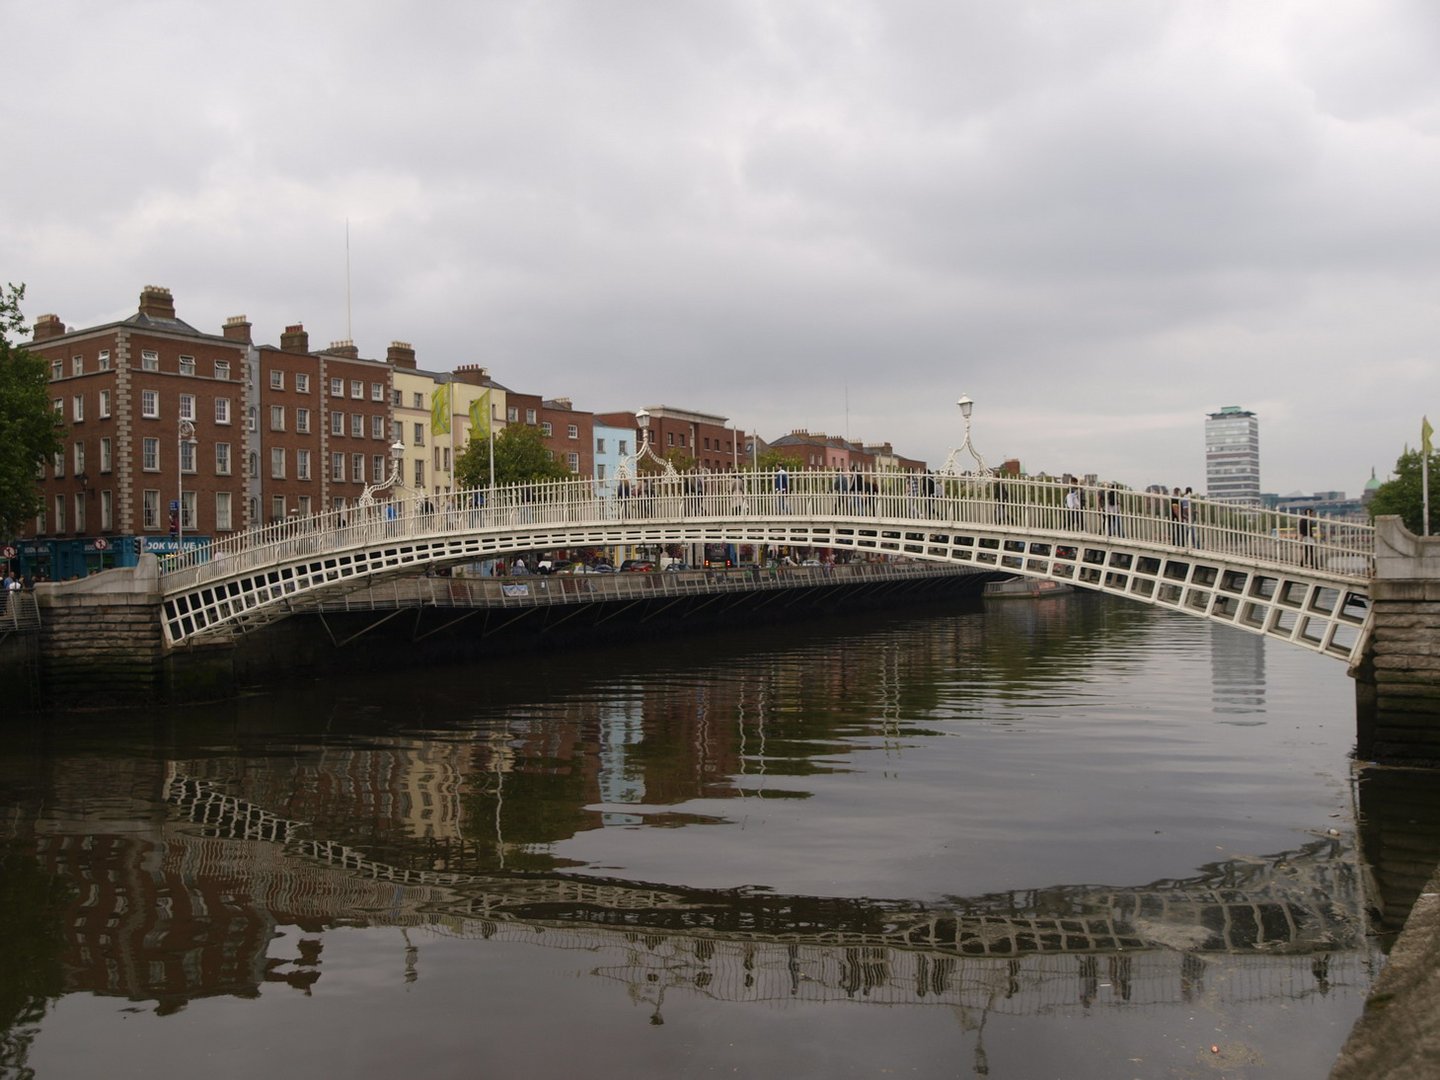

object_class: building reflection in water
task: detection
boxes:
[0,761,1381,1026]
[1210,623,1266,720]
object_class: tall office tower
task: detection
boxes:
[1205,405,1261,505]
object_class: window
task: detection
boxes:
[596,437,606,454]
[73,442,85,473]
[73,395,84,422]
[180,491,196,531]
[372,455,385,483]
[413,459,425,487]
[330,410,344,436]
[331,453,345,482]
[142,438,159,471]
[98,350,111,371]
[214,358,229,380]
[143,490,160,530]
[350,414,363,438]
[371,382,383,401]
[507,407,518,423]
[179,355,196,376]
[597,464,607,481]
[141,349,159,371]
[101,490,113,530]
[270,370,285,390]
[180,440,196,473]
[568,424,578,440]
[350,379,363,399]
[412,392,424,409]
[142,390,159,418]
[619,440,629,455]
[52,451,63,479]
[74,493,86,533]
[271,496,285,522]
[567,452,579,473]
[99,389,111,418]
[541,421,553,437]
[34,509,44,534]
[215,491,232,531]
[391,389,402,406]
[526,409,537,424]
[667,432,675,447]
[296,408,310,434]
[179,393,196,421]
[247,407,257,432]
[351,453,364,482]
[413,422,425,446]
[248,451,258,478]
[215,443,231,475]
[270,447,286,479]
[297,449,312,481]
[72,355,83,376]
[53,495,65,534]
[330,377,344,397]
[270,405,285,431]
[99,437,112,473]
[215,398,231,425]
[297,496,312,516]
[296,373,310,394]
[371,415,384,439]
[50,359,62,380]
[679,434,686,447]
[391,420,403,443]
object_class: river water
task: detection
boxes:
[0,592,1396,1078]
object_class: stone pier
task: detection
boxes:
[1355,517,1440,765]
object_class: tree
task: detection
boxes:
[455,422,573,488]
[0,283,65,538]
[1368,448,1440,535]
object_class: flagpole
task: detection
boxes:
[1424,416,1433,537]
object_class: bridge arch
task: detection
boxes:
[157,471,1374,659]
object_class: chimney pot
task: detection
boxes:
[280,324,310,354]
[138,285,176,320]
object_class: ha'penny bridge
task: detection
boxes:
[25,467,1440,759]
[159,770,1371,1017]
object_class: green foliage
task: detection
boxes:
[455,422,572,488]
[1368,448,1440,534]
[0,283,66,538]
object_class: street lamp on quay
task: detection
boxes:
[616,410,678,482]
[940,395,990,476]
[176,418,196,545]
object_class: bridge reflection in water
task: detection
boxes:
[2,767,1372,1024]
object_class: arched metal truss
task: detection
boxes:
[158,472,1374,660]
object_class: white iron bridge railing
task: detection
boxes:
[154,470,1377,658]
[160,469,1376,586]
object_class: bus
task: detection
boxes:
[703,543,736,569]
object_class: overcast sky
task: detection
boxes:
[5,1,1437,495]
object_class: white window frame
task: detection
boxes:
[141,349,159,371]
[215,398,231,425]
[215,442,231,476]
[141,390,159,418]
[270,447,286,479]
[142,437,160,472]
[99,389,111,419]
[179,355,196,376]
[72,394,84,422]
[270,369,285,390]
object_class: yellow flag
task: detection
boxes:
[430,383,452,436]
[469,389,491,438]
[1425,416,1434,456]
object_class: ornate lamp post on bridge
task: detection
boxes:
[940,395,990,476]
[357,440,408,509]
[615,410,679,483]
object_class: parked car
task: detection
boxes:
[663,562,690,572]
[620,559,656,572]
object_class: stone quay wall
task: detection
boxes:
[35,556,168,707]
[1356,518,1440,764]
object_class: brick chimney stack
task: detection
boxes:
[222,315,252,344]
[32,313,66,341]
[138,285,176,320]
[280,324,310,354]
[451,363,490,386]
[324,339,360,359]
[386,341,417,369]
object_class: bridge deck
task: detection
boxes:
[154,471,1376,658]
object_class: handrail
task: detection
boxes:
[158,470,1376,587]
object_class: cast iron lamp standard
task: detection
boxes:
[613,410,679,564]
[177,418,196,546]
[356,440,409,509]
[939,395,990,477]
